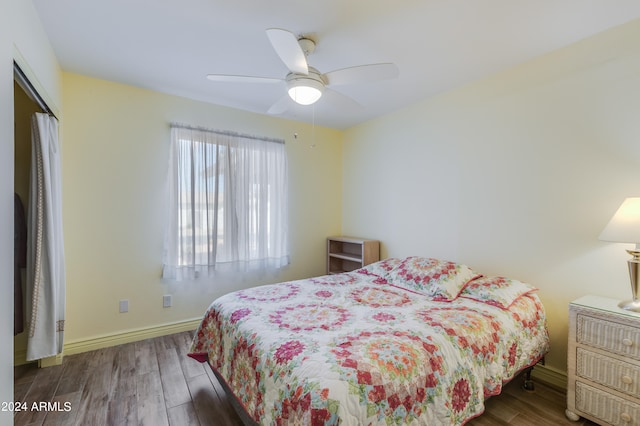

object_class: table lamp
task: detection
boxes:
[599,197,640,312]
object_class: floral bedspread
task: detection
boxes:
[188,271,549,425]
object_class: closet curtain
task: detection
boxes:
[26,112,66,361]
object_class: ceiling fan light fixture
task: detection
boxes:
[286,68,325,105]
[288,82,323,105]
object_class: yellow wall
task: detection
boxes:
[61,73,343,344]
[342,18,640,374]
[9,1,640,391]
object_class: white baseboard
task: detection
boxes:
[63,318,202,356]
[14,318,202,366]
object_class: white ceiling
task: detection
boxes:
[33,0,640,129]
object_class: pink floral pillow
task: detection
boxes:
[387,256,480,301]
[460,276,536,309]
[355,258,401,280]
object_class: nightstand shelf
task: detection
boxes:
[327,237,379,275]
[566,295,640,425]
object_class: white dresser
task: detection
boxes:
[567,295,640,425]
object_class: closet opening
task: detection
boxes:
[13,61,63,367]
[14,63,56,117]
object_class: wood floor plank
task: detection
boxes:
[14,331,596,426]
[468,412,511,426]
[504,401,579,426]
[187,372,237,426]
[167,401,201,426]
[14,380,33,405]
[157,346,192,409]
[14,366,37,403]
[54,351,90,396]
[172,331,206,379]
[503,377,576,419]
[13,363,65,425]
[468,378,594,426]
[72,346,117,426]
[114,341,138,379]
[154,334,176,353]
[107,341,139,425]
[14,362,39,386]
[478,392,519,423]
[107,373,138,425]
[135,338,160,376]
[40,390,81,426]
[204,363,224,393]
[203,366,245,425]
[136,371,169,426]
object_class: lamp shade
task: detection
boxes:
[287,78,323,105]
[285,68,325,106]
[599,197,640,243]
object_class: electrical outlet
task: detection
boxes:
[119,299,129,313]
[163,294,172,308]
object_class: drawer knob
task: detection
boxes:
[621,412,632,423]
[622,375,633,385]
[622,338,634,347]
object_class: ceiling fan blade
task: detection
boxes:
[266,28,308,75]
[324,63,399,86]
[267,96,291,114]
[206,74,282,84]
[323,88,364,110]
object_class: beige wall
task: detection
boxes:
[342,18,640,374]
[61,73,343,344]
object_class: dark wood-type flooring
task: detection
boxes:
[14,331,596,425]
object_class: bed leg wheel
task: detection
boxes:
[565,409,580,422]
[522,379,535,392]
[522,366,535,391]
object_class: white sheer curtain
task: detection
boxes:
[163,125,289,280]
[26,112,66,361]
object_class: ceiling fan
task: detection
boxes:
[206,28,399,114]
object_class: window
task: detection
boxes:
[163,124,289,280]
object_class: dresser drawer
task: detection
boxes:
[577,314,640,360]
[576,381,640,425]
[577,348,640,397]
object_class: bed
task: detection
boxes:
[188,256,550,425]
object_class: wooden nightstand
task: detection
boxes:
[326,237,379,275]
[566,295,640,425]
